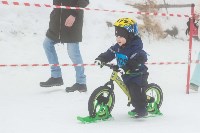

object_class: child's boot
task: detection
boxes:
[135,108,148,118]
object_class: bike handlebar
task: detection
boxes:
[103,63,125,75]
[104,63,114,68]
[103,63,121,72]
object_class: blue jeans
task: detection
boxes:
[191,52,200,86]
[43,37,86,84]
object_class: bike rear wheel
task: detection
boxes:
[145,83,163,113]
[88,86,115,118]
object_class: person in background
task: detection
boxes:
[40,0,89,93]
[185,10,199,41]
[186,18,199,41]
[190,52,200,91]
[190,2,200,91]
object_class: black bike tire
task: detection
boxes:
[146,83,163,111]
[88,86,115,117]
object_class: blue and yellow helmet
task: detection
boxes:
[114,18,138,36]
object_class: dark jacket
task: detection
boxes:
[96,36,148,86]
[186,18,199,35]
[46,0,89,43]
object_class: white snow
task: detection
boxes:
[0,0,200,133]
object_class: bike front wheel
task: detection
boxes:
[88,86,115,118]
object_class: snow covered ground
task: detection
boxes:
[0,0,200,133]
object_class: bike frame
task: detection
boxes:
[103,69,162,114]
[104,70,131,104]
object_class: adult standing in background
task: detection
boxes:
[190,2,200,91]
[40,0,89,93]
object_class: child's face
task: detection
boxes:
[116,36,127,46]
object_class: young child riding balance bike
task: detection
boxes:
[95,18,149,118]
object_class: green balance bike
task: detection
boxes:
[77,64,163,123]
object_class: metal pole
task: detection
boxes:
[186,4,195,94]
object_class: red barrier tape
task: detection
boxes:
[0,60,199,67]
[0,64,96,67]
[0,0,191,18]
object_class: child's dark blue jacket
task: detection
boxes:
[96,36,148,87]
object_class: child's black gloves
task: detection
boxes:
[94,57,105,68]
[111,65,119,71]
[111,65,125,75]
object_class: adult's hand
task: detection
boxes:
[65,15,76,27]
